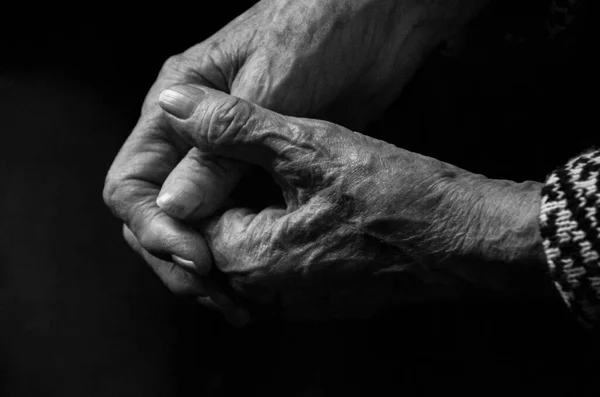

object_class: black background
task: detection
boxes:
[1,2,598,396]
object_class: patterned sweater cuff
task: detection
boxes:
[540,148,600,328]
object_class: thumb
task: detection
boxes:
[158,84,295,170]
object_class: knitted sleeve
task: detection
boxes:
[540,148,600,328]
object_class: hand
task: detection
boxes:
[103,0,488,324]
[173,0,487,130]
[156,85,485,319]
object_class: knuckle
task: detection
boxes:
[102,176,122,216]
[158,53,199,85]
[207,97,255,147]
[102,176,139,224]
[159,54,186,76]
[206,39,222,54]
[102,177,116,209]
[151,54,195,111]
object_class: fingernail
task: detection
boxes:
[172,255,196,271]
[158,85,205,119]
[157,190,204,219]
[156,192,173,209]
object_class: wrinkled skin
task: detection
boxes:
[189,0,484,129]
[159,86,477,319]
[104,0,488,322]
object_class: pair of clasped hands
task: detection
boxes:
[103,0,501,326]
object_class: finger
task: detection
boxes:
[104,93,215,273]
[201,205,287,256]
[123,224,245,316]
[134,198,213,275]
[104,57,245,276]
[122,223,206,295]
[199,205,286,306]
[103,113,229,275]
[156,147,247,221]
[157,84,302,170]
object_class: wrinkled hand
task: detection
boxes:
[157,85,477,319]
[103,0,487,325]
[173,0,486,130]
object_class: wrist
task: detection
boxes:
[463,176,545,266]
[437,173,549,296]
